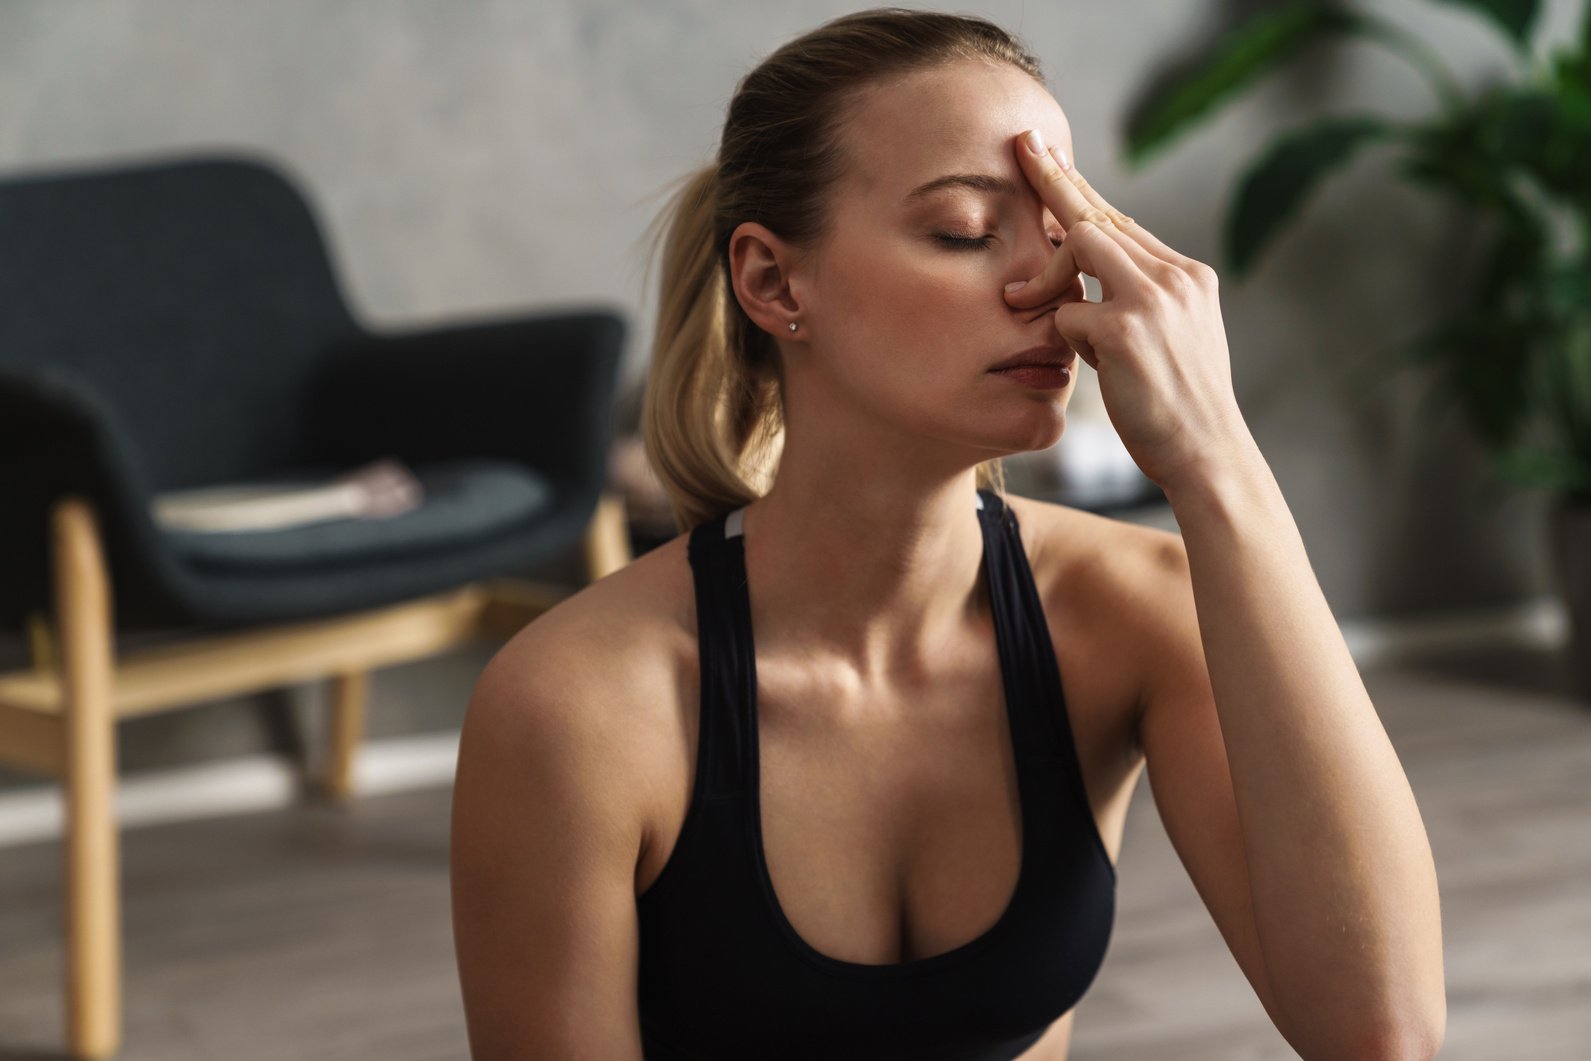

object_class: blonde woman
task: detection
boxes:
[451,8,1445,1059]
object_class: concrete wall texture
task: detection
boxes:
[0,0,1573,784]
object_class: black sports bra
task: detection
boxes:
[636,488,1116,1060]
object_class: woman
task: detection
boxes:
[451,9,1446,1059]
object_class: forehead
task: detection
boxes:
[837,59,1073,204]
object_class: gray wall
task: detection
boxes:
[0,0,1571,784]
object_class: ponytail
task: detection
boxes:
[639,162,785,533]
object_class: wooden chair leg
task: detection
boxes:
[582,490,633,583]
[322,670,369,802]
[53,497,122,1060]
[27,610,57,673]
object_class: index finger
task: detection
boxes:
[1015,129,1122,233]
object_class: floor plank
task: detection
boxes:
[0,645,1586,1058]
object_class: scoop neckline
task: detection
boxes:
[732,490,1036,979]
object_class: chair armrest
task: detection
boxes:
[306,306,627,511]
[0,367,185,628]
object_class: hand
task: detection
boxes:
[1004,129,1254,493]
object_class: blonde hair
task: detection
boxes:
[639,7,1047,533]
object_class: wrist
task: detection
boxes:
[1158,432,1272,518]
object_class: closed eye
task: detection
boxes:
[933,233,1065,251]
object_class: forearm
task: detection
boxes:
[1162,438,1445,1058]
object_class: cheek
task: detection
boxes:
[826,240,995,359]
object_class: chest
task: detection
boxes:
[634,575,1142,968]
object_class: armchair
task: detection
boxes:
[0,151,630,1058]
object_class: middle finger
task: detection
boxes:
[1017,130,1116,234]
[1016,133,1164,278]
[1040,143,1198,271]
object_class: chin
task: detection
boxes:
[991,409,1067,457]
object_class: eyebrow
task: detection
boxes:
[903,172,1021,203]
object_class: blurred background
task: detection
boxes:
[1,1,1587,1058]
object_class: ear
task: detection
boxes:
[727,221,805,339]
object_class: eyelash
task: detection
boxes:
[934,233,1065,251]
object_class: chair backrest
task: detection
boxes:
[0,152,362,491]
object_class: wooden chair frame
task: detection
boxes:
[0,491,634,1059]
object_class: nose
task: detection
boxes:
[1014,225,1055,278]
[1008,222,1085,320]
[1005,219,1061,287]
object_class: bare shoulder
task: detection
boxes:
[476,528,697,755]
[465,528,699,865]
[1003,492,1188,751]
[1005,491,1184,613]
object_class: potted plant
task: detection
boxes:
[1121,0,1591,698]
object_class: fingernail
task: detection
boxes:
[1004,280,1028,293]
[1023,129,1045,156]
[1051,145,1071,170]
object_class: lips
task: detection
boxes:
[989,345,1077,372]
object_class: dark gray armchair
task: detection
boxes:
[0,152,630,1059]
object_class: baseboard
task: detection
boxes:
[1339,594,1567,667]
[0,594,1570,851]
[0,730,460,850]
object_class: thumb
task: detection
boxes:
[1053,298,1100,370]
[1004,221,1118,309]
[1004,233,1082,309]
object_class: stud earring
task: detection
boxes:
[788,321,798,332]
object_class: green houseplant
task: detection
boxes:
[1122,0,1591,698]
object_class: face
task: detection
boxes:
[733,59,1083,466]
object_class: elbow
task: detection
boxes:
[1348,1017,1445,1061]
[1399,1020,1447,1061]
[1288,1005,1444,1061]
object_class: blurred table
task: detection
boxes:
[1019,478,1178,534]
[1003,429,1179,535]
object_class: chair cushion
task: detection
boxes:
[159,457,553,572]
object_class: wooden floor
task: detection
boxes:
[0,643,1586,1059]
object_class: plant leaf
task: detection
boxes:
[1429,0,1541,51]
[1123,2,1369,166]
[1223,115,1398,277]
[1391,95,1540,228]
[1486,85,1591,198]
[1450,313,1535,449]
[1494,444,1591,495]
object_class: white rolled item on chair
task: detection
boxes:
[150,457,424,534]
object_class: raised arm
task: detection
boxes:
[1144,444,1445,1060]
[1001,127,1445,1058]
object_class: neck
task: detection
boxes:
[737,464,990,686]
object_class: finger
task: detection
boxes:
[1040,146,1171,278]
[1015,129,1112,235]
[1052,296,1103,370]
[1004,227,1083,308]
[1047,145,1203,272]
[1005,218,1139,309]
[1007,131,1147,308]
